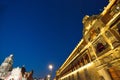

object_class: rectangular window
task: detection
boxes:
[101,12,113,24]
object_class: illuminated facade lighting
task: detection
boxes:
[55,0,120,80]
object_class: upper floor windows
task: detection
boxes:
[110,1,120,16]
[96,43,106,53]
[101,1,120,24]
[85,27,100,42]
[93,36,109,56]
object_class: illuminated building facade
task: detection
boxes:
[56,0,120,80]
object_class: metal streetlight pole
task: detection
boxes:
[48,64,53,80]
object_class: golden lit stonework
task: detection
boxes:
[55,0,120,80]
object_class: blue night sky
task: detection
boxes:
[0,0,108,78]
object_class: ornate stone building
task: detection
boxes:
[0,54,13,79]
[5,67,34,80]
[0,54,34,80]
[56,0,120,80]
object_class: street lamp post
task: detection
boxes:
[48,64,53,80]
[47,74,51,80]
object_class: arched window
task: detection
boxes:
[84,54,90,64]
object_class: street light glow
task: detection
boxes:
[48,64,53,71]
[47,74,51,78]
